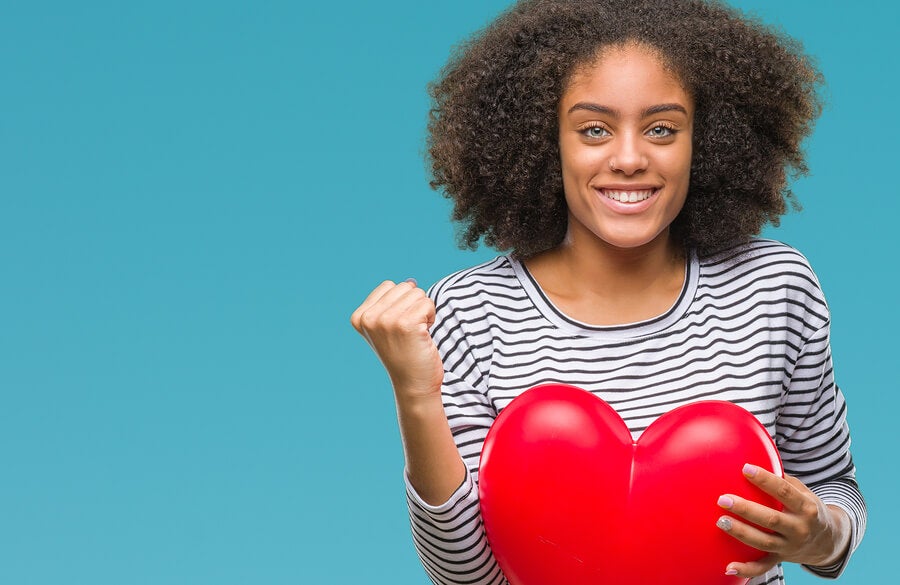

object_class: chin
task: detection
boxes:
[597,228,669,251]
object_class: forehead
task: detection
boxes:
[562,43,693,109]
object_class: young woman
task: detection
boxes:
[351,1,866,583]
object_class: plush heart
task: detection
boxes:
[479,384,783,585]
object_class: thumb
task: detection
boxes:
[725,554,781,579]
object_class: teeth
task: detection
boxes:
[602,189,654,202]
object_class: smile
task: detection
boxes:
[600,189,657,203]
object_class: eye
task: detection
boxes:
[581,125,610,139]
[647,125,676,138]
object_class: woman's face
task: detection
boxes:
[557,43,694,252]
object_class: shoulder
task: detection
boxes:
[697,238,830,325]
[699,238,822,288]
[425,256,524,355]
[427,255,520,306]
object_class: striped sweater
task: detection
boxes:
[406,239,865,585]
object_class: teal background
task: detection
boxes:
[0,1,893,583]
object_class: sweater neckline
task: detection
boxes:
[509,250,699,339]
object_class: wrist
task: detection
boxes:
[392,379,443,410]
[814,505,852,567]
[395,390,446,424]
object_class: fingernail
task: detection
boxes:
[725,569,739,576]
[743,463,758,477]
[405,278,417,286]
[717,517,733,531]
[717,495,734,509]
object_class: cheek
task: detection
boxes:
[561,142,603,182]
[558,142,580,193]
[663,145,693,188]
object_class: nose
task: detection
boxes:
[608,133,648,175]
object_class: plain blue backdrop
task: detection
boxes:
[0,1,894,583]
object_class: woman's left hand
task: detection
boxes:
[715,464,851,578]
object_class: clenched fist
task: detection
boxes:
[350,279,445,404]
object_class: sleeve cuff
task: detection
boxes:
[801,478,867,579]
[404,467,477,515]
[801,503,856,578]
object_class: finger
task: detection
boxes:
[376,289,435,335]
[415,294,437,330]
[741,464,807,512]
[367,279,422,316]
[782,474,824,520]
[717,491,801,537]
[356,293,436,357]
[375,283,429,318]
[724,553,781,579]
[351,280,397,330]
[351,279,419,331]
[716,513,786,553]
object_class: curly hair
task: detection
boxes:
[427,0,823,258]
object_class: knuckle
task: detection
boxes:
[764,511,782,530]
[799,500,818,518]
[396,314,416,330]
[398,314,427,333]
[374,312,397,329]
[359,311,380,331]
[776,483,793,501]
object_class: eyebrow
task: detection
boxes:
[567,102,689,118]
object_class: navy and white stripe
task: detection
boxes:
[406,239,865,585]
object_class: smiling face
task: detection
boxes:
[558,43,694,252]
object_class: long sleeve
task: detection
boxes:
[404,268,506,585]
[776,319,867,579]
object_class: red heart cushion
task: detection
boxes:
[479,384,783,585]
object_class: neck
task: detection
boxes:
[560,228,682,292]
[524,226,686,326]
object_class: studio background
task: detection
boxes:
[0,1,893,583]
